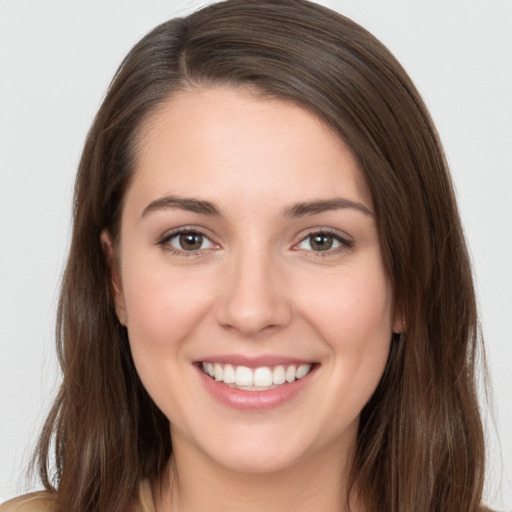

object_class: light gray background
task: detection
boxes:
[1,0,511,509]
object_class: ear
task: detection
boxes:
[392,303,405,335]
[100,230,127,326]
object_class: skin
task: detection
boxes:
[103,86,402,512]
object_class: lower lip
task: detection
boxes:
[196,365,316,410]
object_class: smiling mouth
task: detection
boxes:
[200,362,314,391]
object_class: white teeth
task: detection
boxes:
[235,366,253,386]
[273,365,286,385]
[223,364,235,384]
[285,365,296,383]
[201,362,313,389]
[296,364,310,379]
[214,363,223,381]
[254,367,273,387]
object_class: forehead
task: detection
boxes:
[127,86,372,215]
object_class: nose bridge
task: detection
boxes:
[216,239,291,336]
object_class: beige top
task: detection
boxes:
[1,484,495,512]
[0,480,156,512]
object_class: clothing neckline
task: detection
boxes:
[137,479,157,512]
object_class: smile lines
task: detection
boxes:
[201,362,313,390]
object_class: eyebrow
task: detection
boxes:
[141,195,373,219]
[282,198,373,218]
[141,195,221,218]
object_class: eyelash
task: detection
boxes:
[156,228,353,257]
[157,227,219,255]
[294,229,353,257]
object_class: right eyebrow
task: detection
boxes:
[141,195,222,218]
[282,197,373,218]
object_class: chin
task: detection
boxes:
[207,444,307,475]
[185,417,354,476]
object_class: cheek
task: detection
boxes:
[300,264,394,347]
[120,260,218,418]
[120,255,216,355]
[298,261,394,398]
[304,271,393,417]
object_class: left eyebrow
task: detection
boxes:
[282,198,374,218]
[141,195,222,218]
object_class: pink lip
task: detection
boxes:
[195,362,317,411]
[197,354,313,368]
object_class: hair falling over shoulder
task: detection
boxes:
[32,1,488,511]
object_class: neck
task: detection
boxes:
[154,431,362,512]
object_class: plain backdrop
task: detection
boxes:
[1,0,511,509]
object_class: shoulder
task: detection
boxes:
[0,480,154,512]
[0,492,55,512]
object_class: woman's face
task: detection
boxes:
[106,86,401,474]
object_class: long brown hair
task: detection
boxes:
[34,1,486,510]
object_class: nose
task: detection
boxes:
[215,248,292,337]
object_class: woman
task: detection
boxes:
[1,0,490,511]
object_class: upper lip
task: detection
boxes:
[196,354,316,368]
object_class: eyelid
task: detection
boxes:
[155,226,353,257]
[156,226,220,254]
[292,228,354,255]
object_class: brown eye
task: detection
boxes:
[296,231,351,254]
[309,234,334,251]
[163,230,216,253]
[179,232,204,250]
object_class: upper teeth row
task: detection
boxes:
[201,362,312,387]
